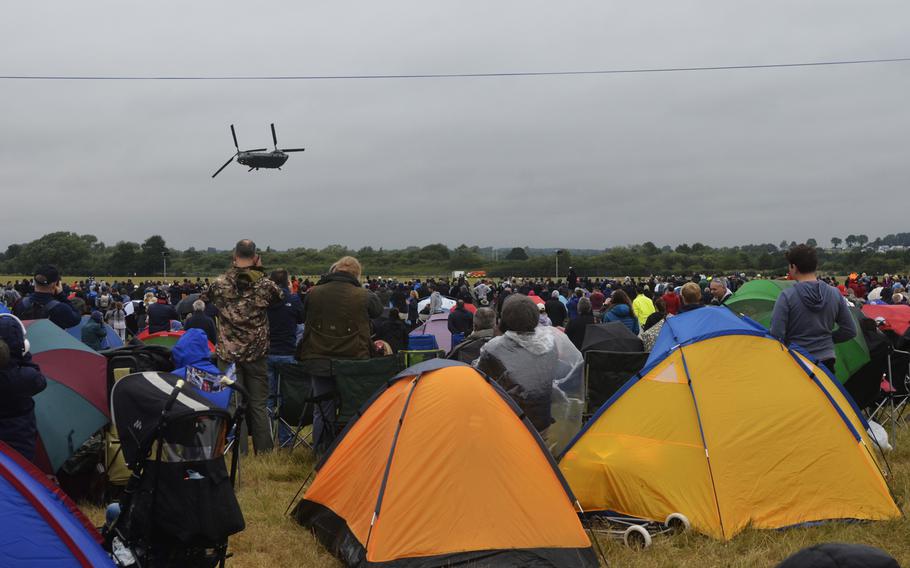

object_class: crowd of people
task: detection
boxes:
[2,241,909,464]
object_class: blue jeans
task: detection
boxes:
[267,354,296,446]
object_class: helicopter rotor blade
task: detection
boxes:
[244,148,268,152]
[280,148,306,152]
[271,123,278,148]
[230,125,239,151]
[212,154,237,178]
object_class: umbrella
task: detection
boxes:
[137,329,214,352]
[417,296,457,313]
[726,280,870,383]
[525,294,546,307]
[580,322,645,353]
[23,320,109,473]
[66,315,124,349]
[450,303,477,314]
[862,304,910,336]
[175,293,201,317]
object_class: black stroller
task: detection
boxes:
[103,371,247,567]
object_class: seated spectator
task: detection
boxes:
[603,290,640,334]
[447,299,474,336]
[475,295,583,454]
[643,297,667,331]
[147,292,179,334]
[184,300,218,345]
[375,308,409,354]
[448,307,496,364]
[565,297,596,350]
[545,290,568,327]
[81,311,107,351]
[679,282,705,313]
[0,314,48,462]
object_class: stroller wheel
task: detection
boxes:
[664,513,690,533]
[622,525,652,549]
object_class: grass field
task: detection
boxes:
[84,421,910,567]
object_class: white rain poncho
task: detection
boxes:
[476,326,584,455]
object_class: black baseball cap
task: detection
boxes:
[34,265,61,286]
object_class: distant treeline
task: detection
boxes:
[2,232,910,279]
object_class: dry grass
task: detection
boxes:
[83,422,910,567]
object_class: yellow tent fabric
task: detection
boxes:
[295,361,598,567]
[559,334,900,540]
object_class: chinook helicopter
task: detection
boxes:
[212,123,305,178]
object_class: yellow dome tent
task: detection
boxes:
[294,360,599,567]
[559,307,900,540]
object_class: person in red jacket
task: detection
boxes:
[662,288,681,315]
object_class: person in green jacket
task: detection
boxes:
[81,311,107,351]
[296,256,383,451]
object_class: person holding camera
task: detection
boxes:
[205,240,282,454]
[13,265,81,329]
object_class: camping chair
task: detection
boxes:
[408,334,438,351]
[332,356,402,431]
[272,361,316,450]
[583,350,649,422]
[103,367,134,500]
[870,345,910,446]
[399,349,446,369]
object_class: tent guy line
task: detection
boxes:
[2,56,909,81]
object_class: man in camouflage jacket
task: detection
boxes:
[206,239,282,453]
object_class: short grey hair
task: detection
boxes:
[710,277,729,289]
[473,307,495,331]
[578,297,593,315]
[193,299,205,312]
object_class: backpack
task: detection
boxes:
[14,296,61,321]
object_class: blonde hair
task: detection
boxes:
[330,256,362,280]
[680,282,702,305]
[143,292,156,306]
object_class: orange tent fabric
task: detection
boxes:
[294,360,598,567]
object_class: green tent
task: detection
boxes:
[725,280,869,383]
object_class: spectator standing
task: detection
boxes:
[13,265,81,329]
[265,268,305,447]
[184,300,218,345]
[81,311,107,351]
[771,245,856,374]
[0,314,47,462]
[206,239,282,454]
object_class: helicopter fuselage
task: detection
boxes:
[237,151,289,169]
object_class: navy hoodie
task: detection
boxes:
[0,316,48,461]
[770,280,856,361]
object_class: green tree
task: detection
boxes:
[139,235,168,275]
[856,234,869,248]
[845,234,857,249]
[14,232,93,274]
[505,247,529,261]
[830,237,842,249]
[779,240,788,250]
[806,238,818,248]
[108,241,141,275]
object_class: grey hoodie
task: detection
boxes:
[770,280,856,362]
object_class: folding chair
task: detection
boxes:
[103,368,134,500]
[583,350,649,422]
[870,346,910,446]
[399,349,446,369]
[272,361,315,450]
[407,334,438,351]
[332,356,402,431]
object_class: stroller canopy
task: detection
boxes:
[560,308,899,540]
[580,322,644,353]
[111,372,231,467]
[0,441,112,567]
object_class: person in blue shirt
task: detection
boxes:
[13,265,81,329]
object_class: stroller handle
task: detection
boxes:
[163,379,186,413]
[220,376,250,400]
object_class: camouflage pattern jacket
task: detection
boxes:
[205,266,282,363]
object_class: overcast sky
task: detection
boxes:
[2,1,908,251]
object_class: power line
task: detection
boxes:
[1,56,909,81]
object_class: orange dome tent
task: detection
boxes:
[293,360,598,567]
